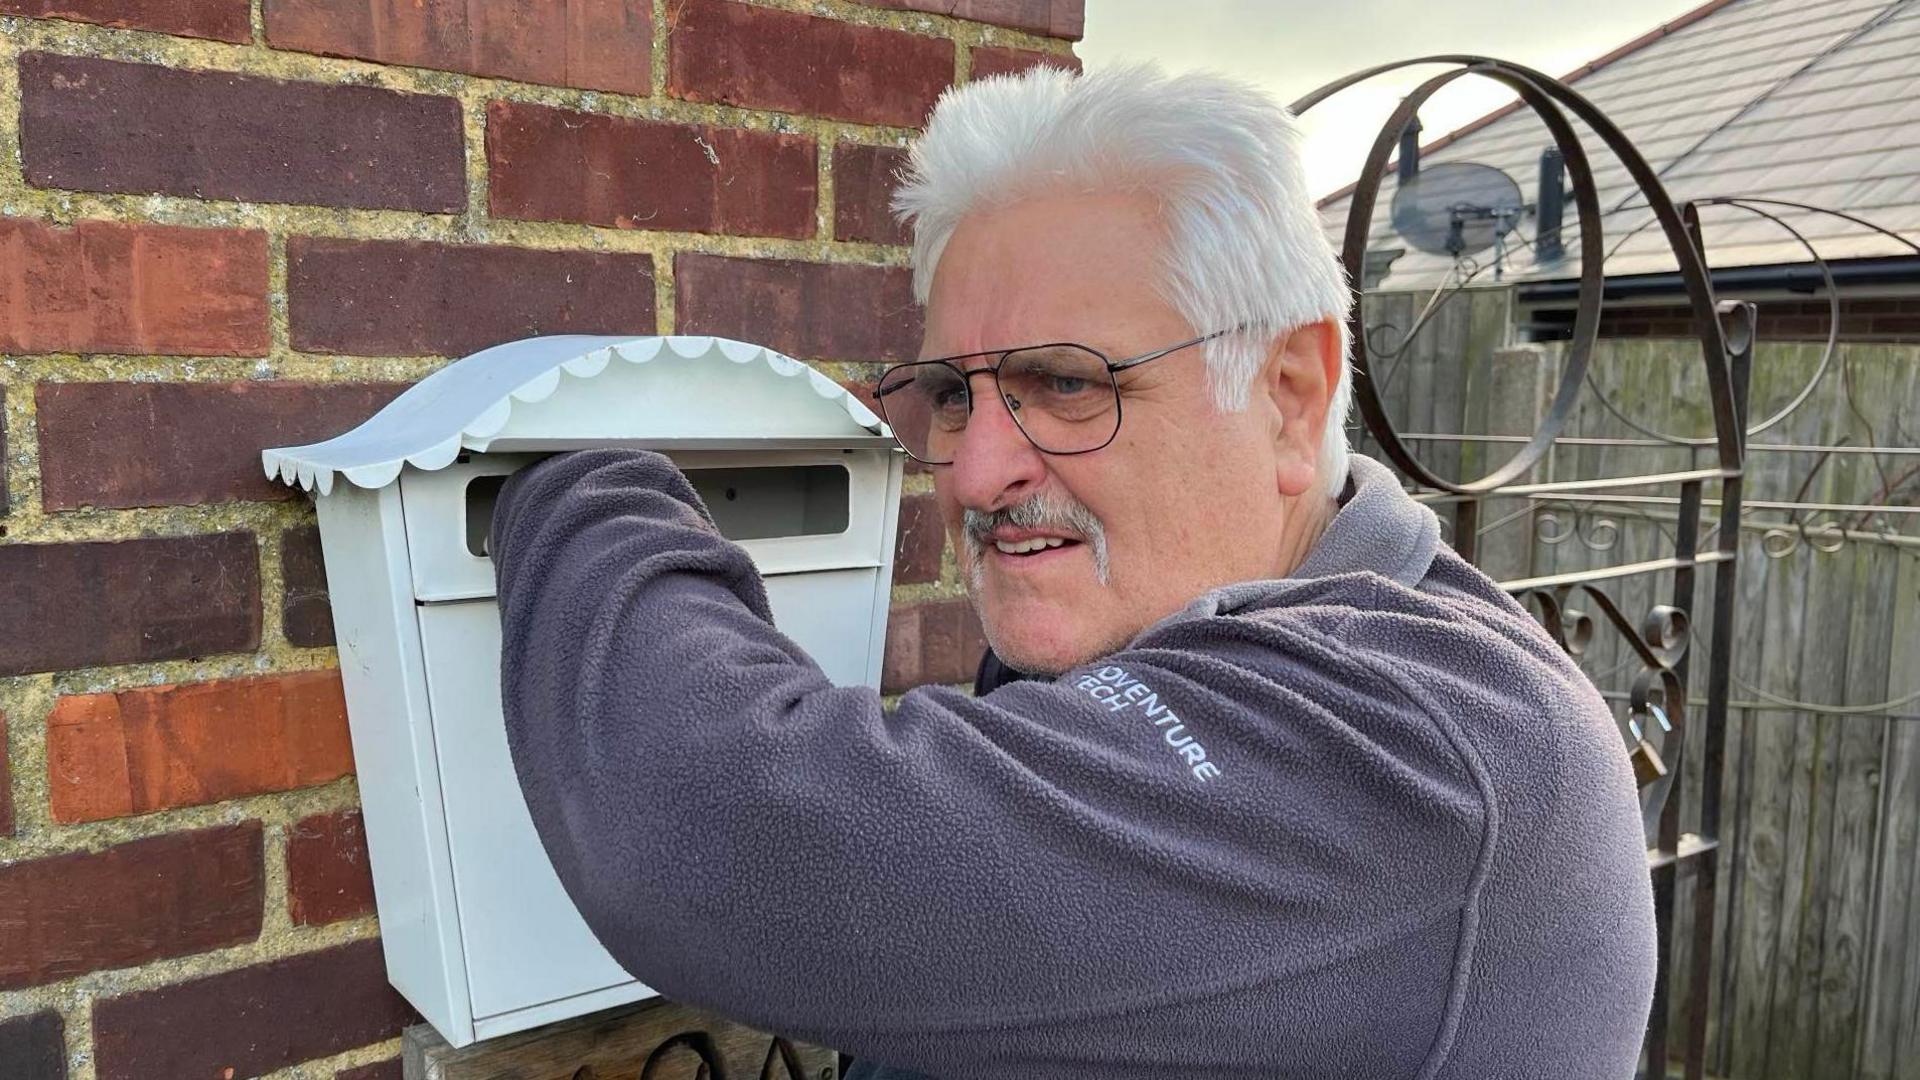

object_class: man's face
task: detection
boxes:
[920,192,1335,674]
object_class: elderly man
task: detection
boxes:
[491,64,1656,1079]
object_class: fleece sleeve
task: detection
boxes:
[490,449,1488,1064]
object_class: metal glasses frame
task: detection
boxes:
[873,327,1241,464]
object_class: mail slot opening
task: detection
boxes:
[464,463,852,556]
[467,474,507,556]
[687,464,850,540]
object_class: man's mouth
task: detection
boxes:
[992,535,1081,555]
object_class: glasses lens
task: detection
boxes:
[876,362,970,463]
[997,345,1119,453]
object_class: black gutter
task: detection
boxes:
[1515,255,1920,305]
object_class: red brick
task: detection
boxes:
[969,44,1080,80]
[834,142,912,245]
[283,525,335,648]
[0,712,12,838]
[0,533,260,677]
[0,824,264,990]
[266,0,651,94]
[488,101,816,238]
[337,1061,401,1080]
[287,809,375,926]
[0,1010,65,1079]
[289,237,656,357]
[36,382,404,511]
[0,0,250,40]
[882,597,985,692]
[92,939,418,1080]
[892,492,947,584]
[0,218,268,356]
[47,671,353,824]
[21,53,464,212]
[675,253,922,363]
[859,0,1082,38]
[667,0,952,128]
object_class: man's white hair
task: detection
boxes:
[891,62,1354,496]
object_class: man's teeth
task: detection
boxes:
[994,536,1070,555]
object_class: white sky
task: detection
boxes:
[1078,0,1708,198]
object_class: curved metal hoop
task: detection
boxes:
[1294,56,1744,489]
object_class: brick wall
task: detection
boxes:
[0,3,1077,1075]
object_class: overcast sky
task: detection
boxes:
[1078,0,1706,197]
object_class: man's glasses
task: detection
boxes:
[873,328,1238,465]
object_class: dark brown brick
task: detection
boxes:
[336,1060,401,1080]
[882,597,985,693]
[0,0,250,40]
[289,237,656,357]
[46,671,353,824]
[287,809,375,926]
[0,1009,65,1079]
[488,101,817,238]
[969,45,1080,80]
[266,0,651,94]
[892,492,946,584]
[0,824,263,990]
[859,0,1083,38]
[0,712,13,838]
[667,0,952,128]
[283,525,335,648]
[0,218,268,357]
[92,939,418,1080]
[674,253,922,363]
[21,53,464,212]
[0,533,260,677]
[36,382,404,511]
[834,142,911,246]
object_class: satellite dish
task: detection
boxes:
[1391,161,1528,259]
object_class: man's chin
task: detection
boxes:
[976,602,1111,677]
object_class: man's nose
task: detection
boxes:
[946,379,1048,512]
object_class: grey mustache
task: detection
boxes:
[963,492,1110,585]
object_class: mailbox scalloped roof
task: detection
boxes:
[262,335,888,495]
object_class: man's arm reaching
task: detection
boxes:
[490,449,1484,1070]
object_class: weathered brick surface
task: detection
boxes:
[92,939,418,1080]
[287,809,375,926]
[860,0,1083,38]
[20,53,465,212]
[0,824,264,990]
[834,142,912,246]
[0,1009,66,1079]
[667,0,953,127]
[336,1060,402,1080]
[0,218,268,357]
[0,385,7,515]
[675,253,922,363]
[882,597,986,693]
[47,671,353,823]
[0,712,13,838]
[892,492,946,584]
[488,101,817,238]
[0,534,260,677]
[36,382,404,510]
[266,0,652,94]
[0,0,251,41]
[969,44,1081,79]
[283,525,335,648]
[288,237,656,357]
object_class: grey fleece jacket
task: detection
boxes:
[491,448,1656,1080]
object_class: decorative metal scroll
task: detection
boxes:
[1297,57,1751,1080]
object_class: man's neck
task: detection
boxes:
[1274,492,1338,579]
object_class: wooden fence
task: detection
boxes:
[1355,286,1920,1079]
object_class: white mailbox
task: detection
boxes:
[264,335,905,1047]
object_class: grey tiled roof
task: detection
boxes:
[1316,0,1920,291]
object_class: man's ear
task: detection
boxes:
[1261,320,1340,498]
